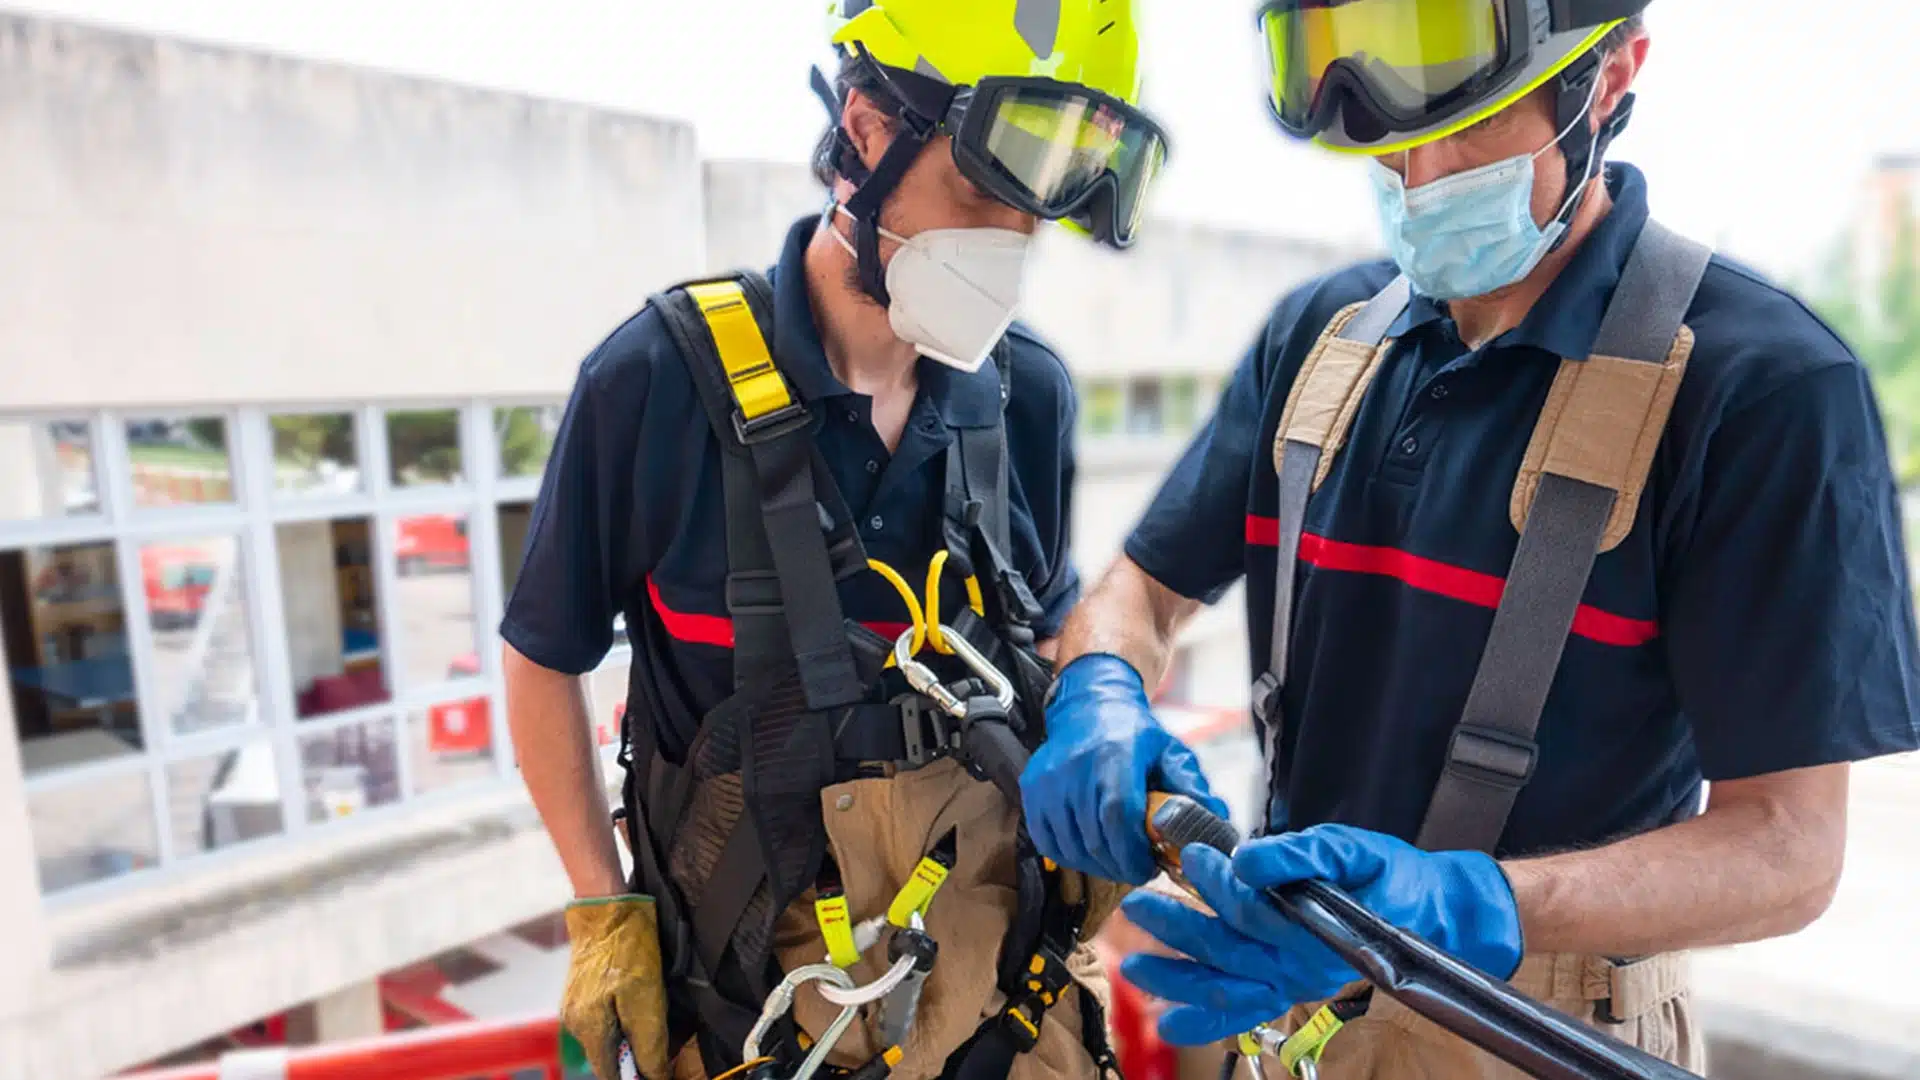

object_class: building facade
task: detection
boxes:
[0,12,1350,1077]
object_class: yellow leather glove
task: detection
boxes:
[561,895,673,1080]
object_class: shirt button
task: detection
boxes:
[835,794,854,812]
[869,515,884,531]
[1400,435,1420,456]
[865,460,880,475]
[1429,384,1449,401]
[845,409,859,424]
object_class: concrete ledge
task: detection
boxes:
[0,785,582,1080]
[1704,999,1920,1080]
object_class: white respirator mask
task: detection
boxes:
[829,203,1032,373]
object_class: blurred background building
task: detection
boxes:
[2,9,1917,1080]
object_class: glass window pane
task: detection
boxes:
[1127,379,1165,435]
[408,699,496,795]
[126,416,234,507]
[278,517,390,720]
[393,513,479,689]
[141,535,259,737]
[271,412,361,498]
[386,409,464,488]
[299,715,401,823]
[167,741,286,857]
[1085,381,1123,437]
[29,768,158,894]
[494,406,561,480]
[0,420,98,521]
[5,542,144,779]
[497,500,532,601]
[1166,376,1200,433]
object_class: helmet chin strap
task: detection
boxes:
[809,55,939,308]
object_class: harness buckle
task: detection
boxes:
[1443,724,1538,792]
[998,945,1075,1052]
[732,400,811,445]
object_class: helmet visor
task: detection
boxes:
[952,78,1169,248]
[1260,0,1513,139]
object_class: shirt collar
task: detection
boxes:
[1386,162,1653,361]
[767,213,1006,430]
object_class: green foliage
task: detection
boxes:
[496,406,558,479]
[1805,192,1920,486]
[271,413,355,468]
[386,409,463,484]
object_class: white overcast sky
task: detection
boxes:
[14,0,1920,279]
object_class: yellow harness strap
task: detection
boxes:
[1277,1005,1347,1076]
[686,280,795,423]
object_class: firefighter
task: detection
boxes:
[502,3,1170,1078]
[1022,3,1920,1077]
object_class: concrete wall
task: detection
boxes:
[702,159,827,275]
[0,13,707,411]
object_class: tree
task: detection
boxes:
[1805,190,1920,486]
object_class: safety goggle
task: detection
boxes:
[942,76,1170,249]
[1260,0,1530,145]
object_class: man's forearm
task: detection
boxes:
[504,644,625,899]
[1055,556,1201,688]
[1502,764,1848,957]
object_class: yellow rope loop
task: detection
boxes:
[925,551,984,655]
[866,558,926,666]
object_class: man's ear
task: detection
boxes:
[1591,33,1650,131]
[841,89,896,174]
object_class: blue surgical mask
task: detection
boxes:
[1368,82,1602,301]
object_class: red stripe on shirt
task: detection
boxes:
[646,575,913,649]
[1244,515,1659,647]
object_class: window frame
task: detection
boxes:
[2,400,560,907]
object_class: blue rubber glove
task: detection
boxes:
[1118,825,1523,1045]
[1019,654,1230,885]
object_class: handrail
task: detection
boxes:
[121,1014,562,1080]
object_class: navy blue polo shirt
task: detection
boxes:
[1127,163,1920,856]
[503,215,1081,760]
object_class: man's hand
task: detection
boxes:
[1118,826,1523,1045]
[561,895,673,1080]
[1021,654,1229,885]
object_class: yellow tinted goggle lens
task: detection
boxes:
[1264,0,1504,128]
[983,91,1163,241]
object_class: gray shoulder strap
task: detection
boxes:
[1249,276,1408,833]
[1415,220,1712,855]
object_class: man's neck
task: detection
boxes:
[1448,176,1614,349]
[804,224,921,399]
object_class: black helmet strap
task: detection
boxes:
[809,47,945,307]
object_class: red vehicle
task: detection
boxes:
[142,544,220,627]
[395,515,470,574]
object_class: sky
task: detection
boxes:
[13,0,1920,280]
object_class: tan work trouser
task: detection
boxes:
[672,757,1125,1080]
[1273,952,1705,1078]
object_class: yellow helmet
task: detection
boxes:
[819,0,1169,260]
[828,0,1144,107]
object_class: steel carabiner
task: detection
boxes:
[890,623,1015,721]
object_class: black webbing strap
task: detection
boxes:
[1247,278,1409,833]
[944,347,1042,629]
[1416,220,1711,854]
[651,272,865,710]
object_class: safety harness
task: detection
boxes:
[1241,217,1711,1076]
[617,270,1118,1080]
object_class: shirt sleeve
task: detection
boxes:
[1663,361,1920,780]
[1124,334,1271,605]
[500,327,654,675]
